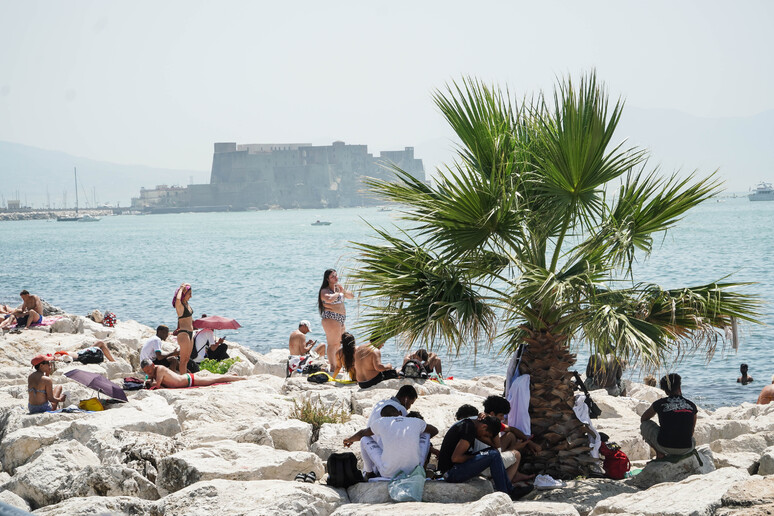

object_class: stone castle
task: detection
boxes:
[132,141,425,211]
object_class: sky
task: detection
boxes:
[1,0,772,184]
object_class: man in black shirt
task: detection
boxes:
[438,415,522,498]
[640,373,697,458]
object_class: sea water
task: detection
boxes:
[0,198,772,409]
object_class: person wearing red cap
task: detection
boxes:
[28,354,66,414]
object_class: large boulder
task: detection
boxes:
[282,377,356,409]
[68,392,181,439]
[589,467,750,515]
[252,349,290,377]
[510,501,582,516]
[346,477,493,504]
[31,496,157,516]
[630,446,715,489]
[6,440,101,509]
[66,464,160,500]
[264,418,313,452]
[0,421,72,474]
[157,479,348,516]
[528,478,639,516]
[156,440,324,494]
[719,475,774,513]
[332,492,516,516]
[758,446,774,475]
[0,490,30,513]
[311,415,368,464]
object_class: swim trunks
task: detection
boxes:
[28,401,52,414]
[186,373,195,387]
[321,310,345,325]
[358,371,385,389]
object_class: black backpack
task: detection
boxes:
[76,347,104,364]
[326,452,363,488]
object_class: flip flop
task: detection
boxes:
[304,471,317,483]
[294,473,306,482]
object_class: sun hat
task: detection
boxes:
[31,354,54,367]
[299,320,312,331]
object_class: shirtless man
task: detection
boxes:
[289,320,325,356]
[141,359,246,389]
[737,363,754,385]
[402,348,443,376]
[757,375,774,405]
[353,338,396,389]
[0,290,44,330]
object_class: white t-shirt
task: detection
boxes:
[370,416,427,478]
[140,336,163,362]
[367,397,408,429]
[193,329,215,363]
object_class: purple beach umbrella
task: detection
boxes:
[64,369,128,402]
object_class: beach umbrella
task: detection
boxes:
[193,316,241,330]
[64,369,128,402]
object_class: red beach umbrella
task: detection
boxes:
[193,316,241,330]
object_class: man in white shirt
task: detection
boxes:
[344,405,438,479]
[139,325,179,370]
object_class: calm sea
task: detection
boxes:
[0,198,771,409]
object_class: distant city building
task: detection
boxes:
[6,200,21,211]
[132,141,425,211]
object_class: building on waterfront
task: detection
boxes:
[130,185,189,210]
[132,141,425,211]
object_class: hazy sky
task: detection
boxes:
[1,0,772,175]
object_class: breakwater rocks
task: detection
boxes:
[2,317,774,515]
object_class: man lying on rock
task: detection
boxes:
[140,359,246,389]
[438,413,531,500]
[343,405,438,479]
[640,373,697,459]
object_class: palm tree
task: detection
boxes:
[351,73,762,478]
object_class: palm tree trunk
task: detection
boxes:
[518,325,595,479]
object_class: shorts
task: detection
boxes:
[186,373,195,387]
[28,401,52,414]
[358,372,385,389]
[321,310,346,325]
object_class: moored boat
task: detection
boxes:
[748,182,774,201]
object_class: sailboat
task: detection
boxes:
[57,168,100,222]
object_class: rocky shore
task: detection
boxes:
[1,316,773,515]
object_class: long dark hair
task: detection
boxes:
[340,332,356,373]
[318,269,336,314]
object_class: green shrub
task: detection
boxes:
[199,357,241,374]
[291,396,351,439]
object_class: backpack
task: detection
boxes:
[307,371,332,384]
[401,359,424,379]
[327,452,363,488]
[102,312,117,327]
[76,347,104,364]
[600,441,630,480]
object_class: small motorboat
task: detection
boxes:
[312,220,331,226]
[77,214,101,222]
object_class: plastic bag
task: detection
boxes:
[388,464,425,502]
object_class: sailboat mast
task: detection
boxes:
[74,167,79,214]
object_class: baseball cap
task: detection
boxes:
[31,354,54,367]
[299,320,312,331]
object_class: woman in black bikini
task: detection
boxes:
[174,283,194,375]
[318,269,354,369]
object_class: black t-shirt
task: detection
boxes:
[438,419,477,473]
[652,395,697,449]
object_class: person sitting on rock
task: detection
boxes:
[343,405,438,479]
[139,325,179,371]
[640,373,697,459]
[482,395,541,456]
[28,354,66,414]
[289,320,325,357]
[438,414,529,499]
[737,363,754,385]
[352,335,397,389]
[585,353,626,396]
[0,290,45,330]
[140,359,246,389]
[757,375,774,405]
[402,348,443,376]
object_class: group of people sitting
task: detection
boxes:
[289,321,442,388]
[342,386,540,500]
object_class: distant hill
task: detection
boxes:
[415,108,774,193]
[0,141,208,208]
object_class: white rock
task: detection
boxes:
[68,392,181,439]
[589,467,750,515]
[713,451,760,474]
[311,415,368,464]
[0,490,30,512]
[31,496,156,516]
[282,377,355,409]
[265,418,313,452]
[332,492,515,516]
[710,433,770,455]
[156,440,324,494]
[625,382,665,404]
[346,477,493,503]
[66,464,159,500]
[6,440,101,509]
[179,419,275,449]
[0,421,72,474]
[758,446,774,475]
[511,501,582,516]
[158,479,348,516]
[252,349,290,377]
[529,478,639,516]
[630,446,715,489]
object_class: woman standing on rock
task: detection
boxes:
[318,269,354,369]
[173,283,194,375]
